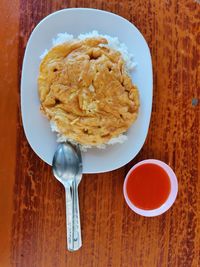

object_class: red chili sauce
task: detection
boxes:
[126,163,171,210]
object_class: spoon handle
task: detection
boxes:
[65,183,82,251]
[65,186,73,250]
[72,180,82,250]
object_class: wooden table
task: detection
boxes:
[0,0,199,266]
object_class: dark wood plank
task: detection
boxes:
[0,1,19,266]
[0,0,199,266]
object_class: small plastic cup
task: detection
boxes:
[123,159,178,217]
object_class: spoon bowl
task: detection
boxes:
[53,143,82,184]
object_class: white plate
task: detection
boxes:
[21,8,153,174]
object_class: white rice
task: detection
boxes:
[41,31,137,151]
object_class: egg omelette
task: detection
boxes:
[38,37,139,146]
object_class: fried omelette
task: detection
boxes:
[38,37,139,146]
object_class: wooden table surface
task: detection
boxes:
[0,0,200,266]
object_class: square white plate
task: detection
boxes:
[21,8,153,174]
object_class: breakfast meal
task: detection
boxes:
[38,32,139,149]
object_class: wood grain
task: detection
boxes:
[0,0,199,266]
[0,1,19,266]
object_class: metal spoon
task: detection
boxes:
[52,142,82,251]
